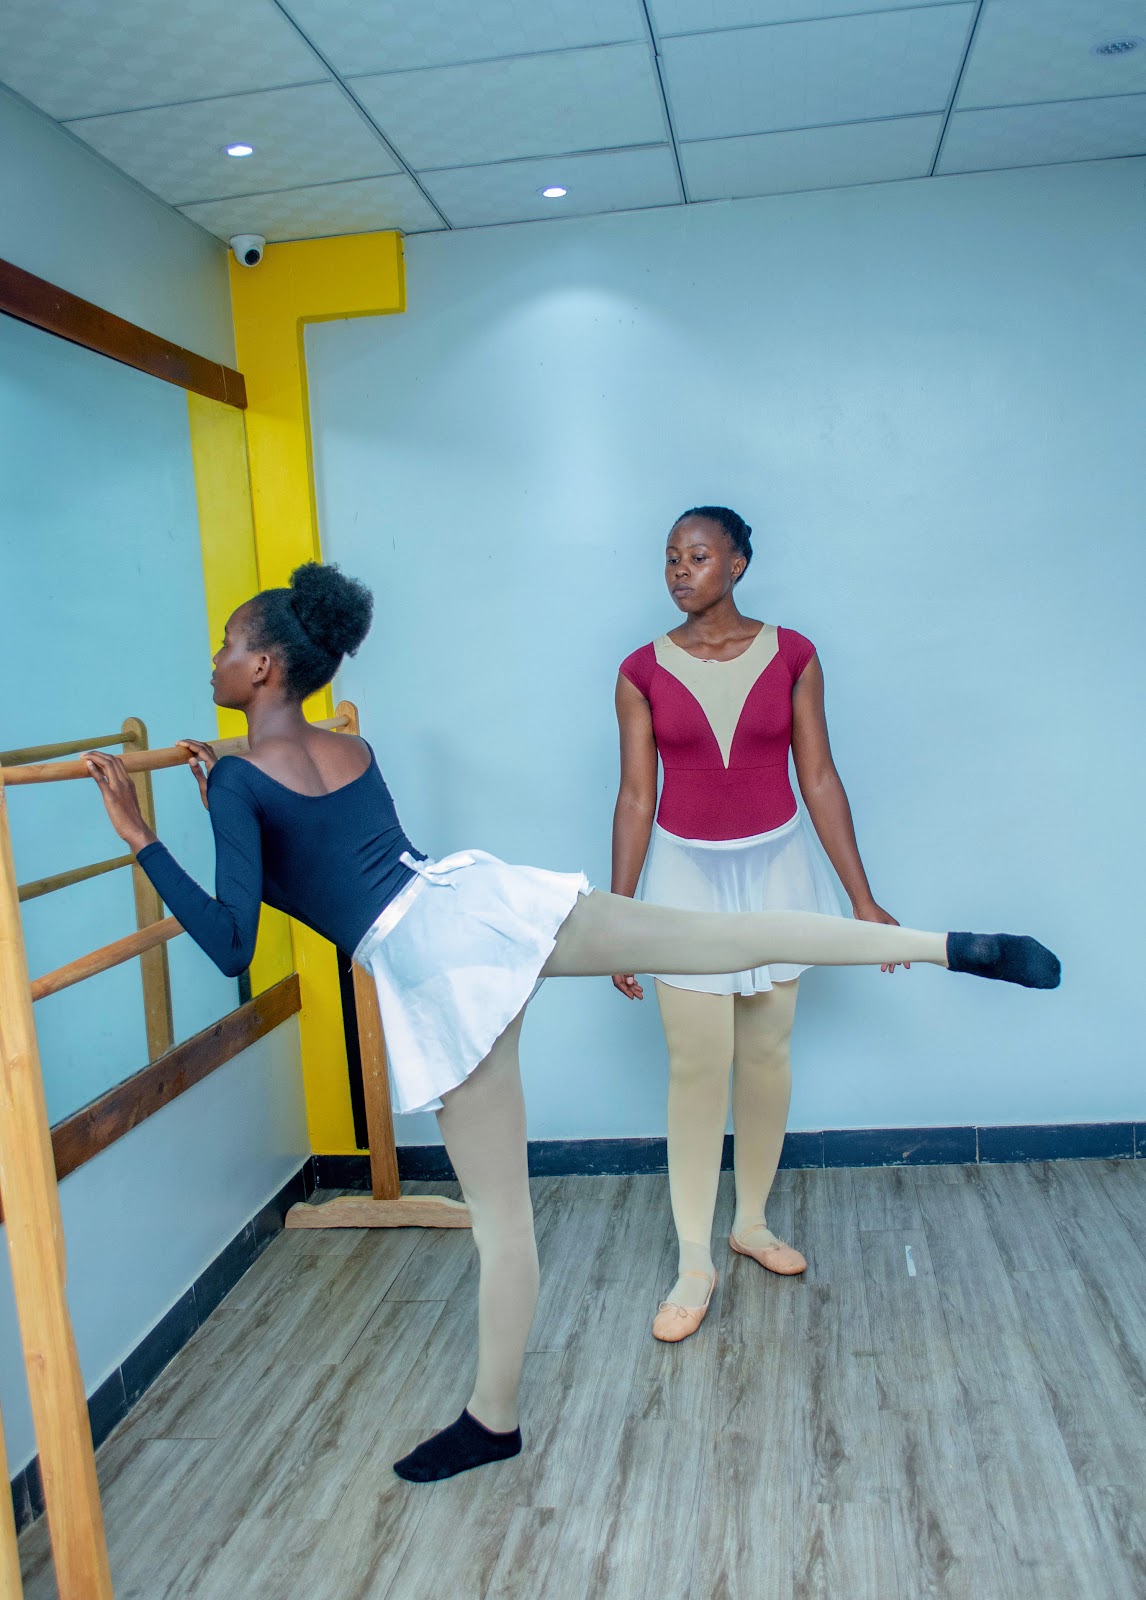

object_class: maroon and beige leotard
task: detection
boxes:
[619,625,817,842]
[619,623,840,993]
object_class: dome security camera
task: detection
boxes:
[229,234,266,268]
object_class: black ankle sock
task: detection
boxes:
[393,1409,522,1483]
[946,932,1061,990]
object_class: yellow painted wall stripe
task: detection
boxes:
[186,391,294,998]
[225,231,407,1154]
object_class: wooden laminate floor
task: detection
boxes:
[18,1160,1146,1599]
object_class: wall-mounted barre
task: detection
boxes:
[0,715,351,786]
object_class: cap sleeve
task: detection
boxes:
[778,626,816,682]
[619,641,656,698]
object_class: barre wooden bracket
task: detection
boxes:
[286,1193,471,1229]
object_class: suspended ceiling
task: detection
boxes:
[2,0,1144,241]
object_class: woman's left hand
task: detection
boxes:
[85,752,157,854]
[853,900,908,974]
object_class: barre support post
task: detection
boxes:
[0,781,114,1599]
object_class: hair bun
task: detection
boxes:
[288,562,373,659]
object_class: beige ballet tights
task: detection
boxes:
[435,1008,536,1433]
[436,891,947,1434]
[657,978,799,1310]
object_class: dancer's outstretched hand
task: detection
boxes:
[854,901,908,974]
[176,738,217,810]
[612,973,645,1001]
[85,751,156,853]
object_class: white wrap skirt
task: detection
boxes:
[638,809,843,996]
[353,850,589,1116]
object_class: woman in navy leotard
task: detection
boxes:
[88,562,1058,1483]
[613,506,906,1340]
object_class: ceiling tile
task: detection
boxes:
[650,0,963,37]
[682,112,942,199]
[64,83,398,206]
[957,0,1146,110]
[180,174,444,241]
[283,0,644,76]
[0,0,321,120]
[350,43,666,169]
[661,5,973,142]
[938,94,1146,174]
[421,146,681,227]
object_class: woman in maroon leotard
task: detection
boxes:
[612,506,899,1340]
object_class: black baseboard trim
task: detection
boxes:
[9,1159,316,1538]
[312,1121,1144,1191]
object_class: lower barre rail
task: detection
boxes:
[19,851,135,904]
[30,916,183,1002]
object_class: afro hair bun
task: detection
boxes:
[288,562,373,660]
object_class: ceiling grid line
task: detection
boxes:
[639,0,689,202]
[2,0,1145,242]
[270,0,454,228]
[928,0,986,177]
[658,0,975,43]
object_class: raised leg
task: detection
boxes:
[543,891,949,978]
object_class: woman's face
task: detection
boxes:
[665,516,745,615]
[210,603,269,709]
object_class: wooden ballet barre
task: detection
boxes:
[30,917,182,1002]
[0,715,351,786]
[19,851,135,904]
[0,729,140,767]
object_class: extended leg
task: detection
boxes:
[393,1010,535,1482]
[544,892,945,977]
[656,982,734,1314]
[542,892,1059,988]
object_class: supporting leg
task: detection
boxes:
[393,1010,536,1482]
[656,981,734,1311]
[730,980,801,1259]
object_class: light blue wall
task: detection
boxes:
[309,157,1146,1147]
[1,86,306,1478]
[0,312,237,1120]
[0,83,234,365]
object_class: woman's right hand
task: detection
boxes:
[176,738,217,810]
[612,973,644,1001]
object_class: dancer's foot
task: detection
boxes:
[652,1270,717,1343]
[392,1409,522,1482]
[729,1226,806,1276]
[946,932,1060,989]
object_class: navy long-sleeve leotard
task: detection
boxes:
[136,749,421,976]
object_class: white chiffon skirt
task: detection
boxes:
[353,849,589,1116]
[638,811,843,996]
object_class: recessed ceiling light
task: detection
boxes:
[1090,36,1142,56]
[540,185,568,199]
[225,142,255,158]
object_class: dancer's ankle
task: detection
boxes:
[668,1240,716,1309]
[393,1409,522,1483]
[731,1218,780,1250]
[467,1397,518,1435]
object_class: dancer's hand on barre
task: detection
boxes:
[85,752,157,854]
[612,972,645,1000]
[853,900,909,974]
[176,739,218,810]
